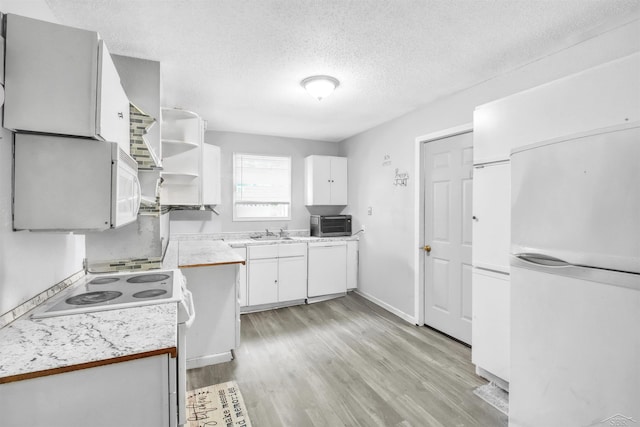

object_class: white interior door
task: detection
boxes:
[423,131,473,344]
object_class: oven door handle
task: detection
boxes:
[183,288,196,328]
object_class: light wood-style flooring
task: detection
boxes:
[187,293,507,427]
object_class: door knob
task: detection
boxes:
[423,245,431,253]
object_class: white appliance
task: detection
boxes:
[13,133,141,231]
[509,122,640,427]
[31,269,195,427]
[308,241,347,298]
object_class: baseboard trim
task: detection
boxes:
[187,352,233,369]
[354,290,417,325]
[475,365,510,392]
[306,292,347,304]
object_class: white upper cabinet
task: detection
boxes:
[473,52,640,165]
[304,155,348,205]
[160,108,221,206]
[3,14,130,154]
[472,163,511,274]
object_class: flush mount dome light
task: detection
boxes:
[301,75,340,101]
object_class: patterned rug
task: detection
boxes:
[473,382,509,415]
[186,381,252,427]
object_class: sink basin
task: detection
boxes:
[250,235,294,241]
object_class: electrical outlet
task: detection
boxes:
[367,206,373,216]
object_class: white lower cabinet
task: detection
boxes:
[248,257,279,305]
[0,354,174,427]
[278,256,308,301]
[247,243,307,306]
[308,241,348,297]
[181,264,240,368]
[471,268,510,384]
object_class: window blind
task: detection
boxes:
[233,153,291,220]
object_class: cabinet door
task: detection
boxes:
[305,156,331,205]
[308,243,347,297]
[346,240,358,290]
[278,256,307,302]
[472,269,510,383]
[0,355,172,427]
[329,157,348,205]
[474,53,640,164]
[248,258,278,305]
[96,41,130,154]
[4,14,99,137]
[472,163,511,273]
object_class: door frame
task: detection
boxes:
[413,123,473,326]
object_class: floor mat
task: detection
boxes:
[186,380,252,427]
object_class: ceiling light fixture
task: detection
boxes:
[301,75,340,101]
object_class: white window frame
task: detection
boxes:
[232,152,292,222]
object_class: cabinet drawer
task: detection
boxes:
[278,243,307,258]
[248,244,279,260]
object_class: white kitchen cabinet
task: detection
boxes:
[304,155,348,205]
[308,241,348,297]
[4,14,130,154]
[473,52,640,164]
[248,257,279,305]
[233,247,248,307]
[182,264,240,368]
[247,243,308,307]
[347,240,359,290]
[161,108,221,206]
[278,256,308,301]
[471,268,511,384]
[472,163,511,274]
[0,354,174,427]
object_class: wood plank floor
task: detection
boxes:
[187,293,507,427]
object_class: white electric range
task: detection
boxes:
[31,268,195,427]
[32,269,186,319]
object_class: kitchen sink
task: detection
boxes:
[250,235,294,241]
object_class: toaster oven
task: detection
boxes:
[310,215,352,237]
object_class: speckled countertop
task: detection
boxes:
[170,233,359,249]
[224,235,359,247]
[0,302,177,384]
[163,239,245,269]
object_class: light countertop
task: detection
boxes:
[163,239,245,269]
[183,235,359,249]
[0,302,177,384]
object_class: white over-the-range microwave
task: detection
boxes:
[13,133,141,231]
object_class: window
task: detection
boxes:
[233,153,291,221]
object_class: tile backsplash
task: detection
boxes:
[0,269,85,329]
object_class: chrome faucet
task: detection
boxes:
[265,228,275,236]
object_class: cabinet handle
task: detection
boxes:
[472,216,478,221]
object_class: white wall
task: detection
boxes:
[340,19,640,320]
[0,0,85,315]
[169,130,341,235]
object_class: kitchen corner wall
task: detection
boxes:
[0,1,85,316]
[169,130,341,235]
[339,18,640,321]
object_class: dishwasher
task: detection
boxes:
[307,241,347,298]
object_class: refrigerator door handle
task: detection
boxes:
[514,253,571,267]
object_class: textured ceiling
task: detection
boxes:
[44,0,640,142]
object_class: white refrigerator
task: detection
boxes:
[509,122,640,427]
